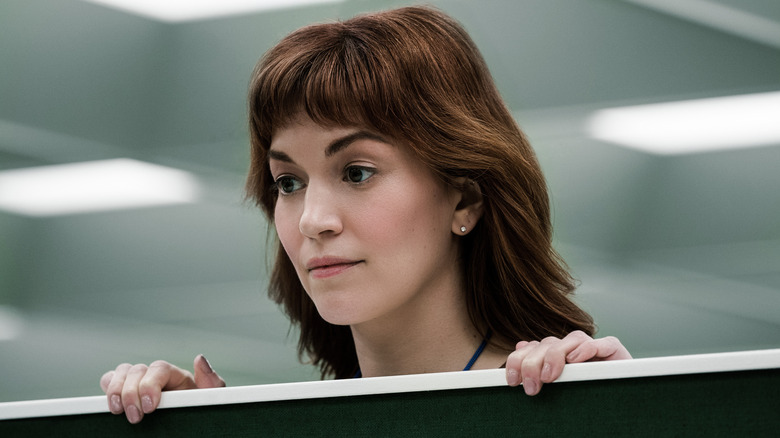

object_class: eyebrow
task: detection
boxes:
[268,149,293,163]
[268,130,389,163]
[324,131,389,157]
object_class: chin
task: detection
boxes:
[313,300,373,327]
[315,308,362,326]
[307,285,385,327]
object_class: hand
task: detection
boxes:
[505,330,631,396]
[99,354,225,424]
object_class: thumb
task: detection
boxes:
[193,354,226,389]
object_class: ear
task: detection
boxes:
[451,178,484,236]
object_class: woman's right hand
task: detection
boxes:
[99,354,225,424]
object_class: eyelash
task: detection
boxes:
[342,165,376,184]
[272,175,304,196]
[272,165,377,197]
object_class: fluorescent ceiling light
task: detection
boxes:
[0,306,24,342]
[587,91,780,155]
[0,159,199,217]
[80,0,344,22]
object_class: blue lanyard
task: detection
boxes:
[353,331,492,378]
[463,335,490,371]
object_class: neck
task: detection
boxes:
[350,283,506,377]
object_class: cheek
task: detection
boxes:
[274,203,302,259]
[365,189,450,244]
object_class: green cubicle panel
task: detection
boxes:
[2,349,778,437]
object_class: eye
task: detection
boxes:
[344,166,375,184]
[274,175,305,195]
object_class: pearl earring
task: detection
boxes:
[460,226,467,233]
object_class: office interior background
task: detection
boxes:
[1,0,779,402]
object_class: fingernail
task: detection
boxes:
[141,395,153,414]
[506,369,519,386]
[110,395,122,414]
[567,351,580,362]
[126,405,141,424]
[200,354,214,373]
[541,363,552,382]
[524,379,538,396]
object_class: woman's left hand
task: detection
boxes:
[505,330,631,395]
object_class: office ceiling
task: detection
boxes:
[1,0,779,402]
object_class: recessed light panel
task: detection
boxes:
[0,159,199,217]
[81,0,344,22]
[587,91,780,155]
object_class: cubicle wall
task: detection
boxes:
[2,349,778,437]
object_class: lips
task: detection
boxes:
[306,257,362,279]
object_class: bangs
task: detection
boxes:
[250,23,401,149]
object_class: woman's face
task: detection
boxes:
[269,113,464,328]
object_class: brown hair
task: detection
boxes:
[246,6,594,379]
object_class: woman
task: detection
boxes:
[101,6,629,424]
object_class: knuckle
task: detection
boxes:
[138,378,159,394]
[149,360,171,370]
[107,381,123,393]
[511,340,536,354]
[100,372,114,390]
[520,355,543,373]
[128,364,149,375]
[507,340,539,359]
[121,385,138,401]
[506,351,529,370]
[546,343,568,357]
[505,350,522,368]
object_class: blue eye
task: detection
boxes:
[275,176,304,195]
[344,166,375,184]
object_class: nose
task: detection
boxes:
[298,184,343,239]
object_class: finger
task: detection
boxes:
[100,371,114,393]
[121,364,150,424]
[518,337,564,395]
[505,340,539,387]
[138,361,196,414]
[506,332,595,395]
[539,331,594,381]
[567,336,632,363]
[193,354,226,389]
[105,363,131,415]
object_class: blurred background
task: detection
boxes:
[1,0,779,402]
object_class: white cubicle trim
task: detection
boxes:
[2,348,779,421]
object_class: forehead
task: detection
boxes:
[272,112,354,142]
